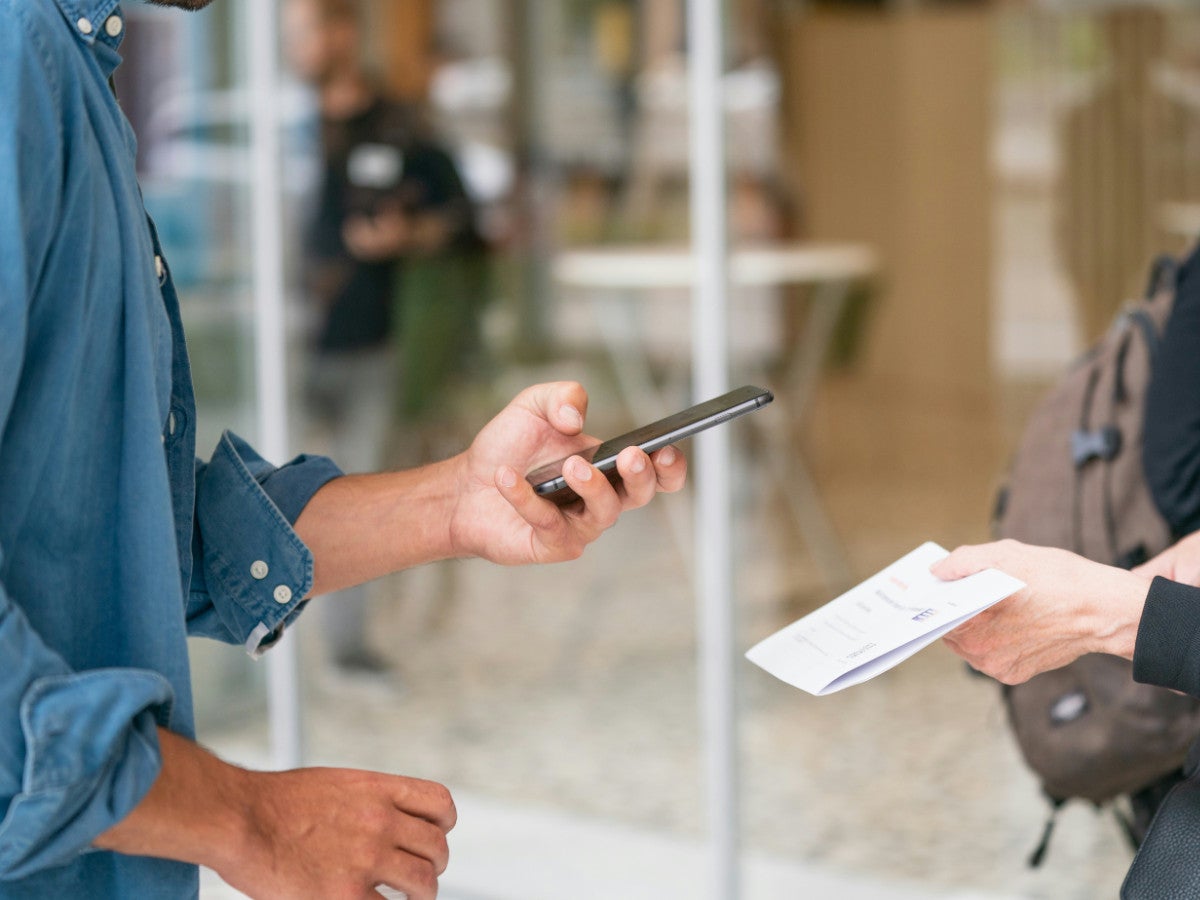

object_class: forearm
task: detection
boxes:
[93,729,252,873]
[293,457,463,597]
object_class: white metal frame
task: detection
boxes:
[688,1,740,898]
[250,0,742,888]
[247,0,304,770]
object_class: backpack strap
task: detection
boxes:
[1071,368,1103,554]
[1143,253,1179,300]
[1123,309,1161,385]
[1028,797,1066,868]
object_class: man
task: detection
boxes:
[0,1,686,898]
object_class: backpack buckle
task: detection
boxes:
[1072,426,1122,467]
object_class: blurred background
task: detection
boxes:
[116,0,1200,896]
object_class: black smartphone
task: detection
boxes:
[525,384,774,505]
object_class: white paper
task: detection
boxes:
[745,542,1025,695]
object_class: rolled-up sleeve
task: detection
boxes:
[0,587,172,880]
[185,432,341,655]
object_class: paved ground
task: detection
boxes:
[194,368,1133,899]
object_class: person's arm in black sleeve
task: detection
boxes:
[1144,246,1200,536]
[1133,576,1200,697]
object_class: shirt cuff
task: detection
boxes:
[195,432,340,656]
[258,455,342,526]
[1133,576,1200,697]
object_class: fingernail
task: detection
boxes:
[570,458,593,481]
[659,446,676,466]
[498,467,517,488]
[561,405,583,430]
[629,454,646,474]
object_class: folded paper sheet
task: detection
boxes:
[745,543,1025,695]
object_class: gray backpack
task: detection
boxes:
[993,255,1200,862]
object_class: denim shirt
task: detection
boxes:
[0,0,342,895]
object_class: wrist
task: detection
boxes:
[350,458,464,566]
[442,451,475,559]
[195,763,258,875]
[93,730,256,874]
[1090,569,1151,660]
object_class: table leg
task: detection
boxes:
[763,280,856,591]
[589,289,695,571]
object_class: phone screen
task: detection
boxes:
[525,385,774,505]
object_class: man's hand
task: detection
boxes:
[95,729,455,900]
[448,381,687,565]
[295,381,688,594]
[930,539,1151,685]
[343,212,411,262]
[223,767,454,900]
[1135,530,1200,586]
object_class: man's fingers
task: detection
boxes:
[511,381,589,436]
[561,456,621,532]
[649,445,686,493]
[614,447,656,508]
[495,466,571,536]
[930,543,1004,582]
[389,777,457,833]
[374,852,438,900]
[391,816,450,875]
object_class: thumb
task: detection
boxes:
[512,381,589,436]
[931,544,996,582]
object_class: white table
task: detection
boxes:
[553,242,878,591]
[1160,201,1200,241]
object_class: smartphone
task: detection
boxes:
[525,384,774,505]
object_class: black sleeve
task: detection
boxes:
[1133,576,1200,696]
[1143,246,1200,536]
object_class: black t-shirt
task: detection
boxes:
[1144,244,1200,537]
[306,96,476,352]
[1133,245,1200,695]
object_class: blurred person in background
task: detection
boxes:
[283,0,484,675]
[0,0,688,897]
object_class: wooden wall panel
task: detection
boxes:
[374,0,437,101]
[783,8,994,400]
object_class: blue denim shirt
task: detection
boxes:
[0,0,342,895]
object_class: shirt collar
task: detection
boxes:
[51,0,124,49]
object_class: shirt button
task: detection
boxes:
[273,585,293,605]
[168,412,176,435]
[155,255,166,284]
[105,15,123,37]
[251,561,269,580]
[77,17,93,35]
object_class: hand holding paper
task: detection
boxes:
[745,543,1025,695]
[932,539,1150,683]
